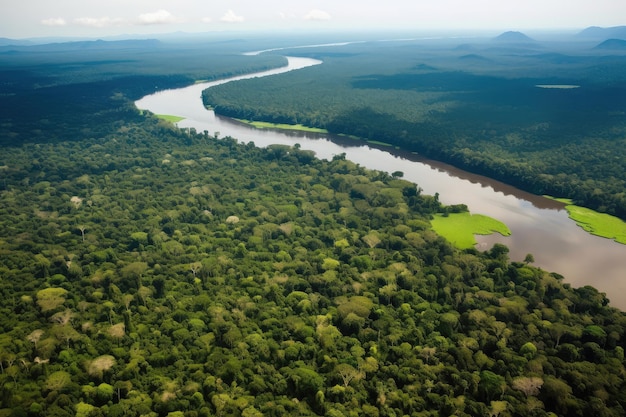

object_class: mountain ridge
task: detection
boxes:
[578,26,626,40]
[594,38,626,50]
[493,31,535,42]
[0,38,162,53]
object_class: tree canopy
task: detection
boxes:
[0,34,625,417]
[0,113,624,417]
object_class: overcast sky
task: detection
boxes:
[2,0,625,39]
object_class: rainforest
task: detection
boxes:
[1,30,625,417]
[202,35,626,221]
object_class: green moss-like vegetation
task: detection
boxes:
[546,196,574,205]
[535,84,580,89]
[431,212,512,249]
[365,139,394,147]
[545,196,626,244]
[239,119,329,133]
[156,114,185,123]
[566,205,626,244]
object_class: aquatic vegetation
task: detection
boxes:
[431,211,512,249]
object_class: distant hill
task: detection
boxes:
[454,43,474,51]
[0,37,33,46]
[493,31,534,42]
[594,38,626,50]
[529,53,584,64]
[577,26,626,40]
[458,54,490,62]
[0,38,161,53]
[412,63,438,71]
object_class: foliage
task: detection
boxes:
[0,35,625,417]
[202,39,626,220]
[0,38,285,147]
[0,112,624,416]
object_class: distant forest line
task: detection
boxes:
[201,39,626,220]
[0,38,286,147]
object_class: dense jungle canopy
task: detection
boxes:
[0,34,625,417]
[202,38,626,220]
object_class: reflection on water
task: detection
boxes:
[136,57,626,310]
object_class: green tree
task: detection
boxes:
[478,370,505,402]
[36,288,68,313]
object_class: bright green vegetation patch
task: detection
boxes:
[565,205,626,244]
[240,119,328,133]
[535,84,580,89]
[156,114,185,123]
[544,196,574,205]
[365,139,395,147]
[431,212,511,249]
[545,196,626,244]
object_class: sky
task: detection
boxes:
[1,0,625,39]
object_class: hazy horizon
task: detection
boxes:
[1,0,625,40]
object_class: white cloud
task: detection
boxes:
[138,10,181,25]
[74,16,123,28]
[41,17,67,26]
[304,9,331,21]
[220,10,244,23]
[201,16,212,23]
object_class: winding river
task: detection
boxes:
[136,57,626,310]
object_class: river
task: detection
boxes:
[136,56,626,310]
